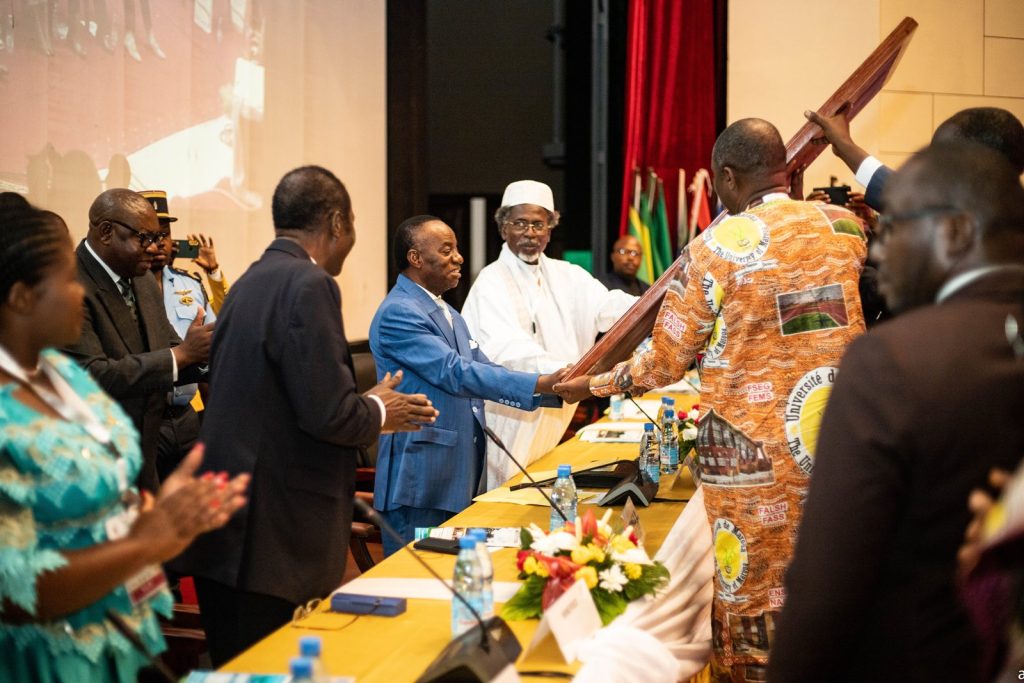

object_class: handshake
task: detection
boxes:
[540,365,598,404]
[365,365,598,434]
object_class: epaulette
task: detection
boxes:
[169,265,203,283]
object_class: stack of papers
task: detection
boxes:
[578,421,647,443]
[473,486,597,506]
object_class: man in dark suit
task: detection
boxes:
[62,189,214,492]
[173,166,438,666]
[371,216,563,555]
[770,142,1024,681]
[598,235,650,296]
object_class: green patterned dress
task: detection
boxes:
[0,349,172,682]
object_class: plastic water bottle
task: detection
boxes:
[609,393,625,420]
[640,423,661,484]
[660,409,680,475]
[655,396,675,425]
[469,528,494,620]
[549,464,578,531]
[451,535,486,637]
[298,636,329,682]
[290,657,314,683]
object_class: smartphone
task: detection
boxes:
[812,184,851,206]
[174,238,200,259]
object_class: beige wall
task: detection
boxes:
[728,0,1024,191]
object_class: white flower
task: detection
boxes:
[687,409,700,422]
[612,546,654,566]
[598,564,629,593]
[531,530,578,555]
[681,426,698,441]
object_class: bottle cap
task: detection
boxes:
[661,396,671,404]
[291,657,313,678]
[644,423,654,431]
[299,635,321,657]
[664,409,674,419]
[557,464,571,477]
[459,535,477,549]
[469,528,487,542]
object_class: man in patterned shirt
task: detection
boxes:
[555,118,868,681]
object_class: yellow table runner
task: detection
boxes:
[222,394,699,681]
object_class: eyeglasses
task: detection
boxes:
[504,219,551,235]
[107,219,169,249]
[616,248,641,258]
[876,205,960,242]
[293,598,323,622]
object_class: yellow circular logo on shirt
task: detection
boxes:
[707,215,770,264]
[784,367,837,475]
[713,518,748,593]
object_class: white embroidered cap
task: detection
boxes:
[500,180,555,212]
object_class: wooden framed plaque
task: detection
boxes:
[563,17,918,382]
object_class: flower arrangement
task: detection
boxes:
[679,404,700,463]
[501,509,670,625]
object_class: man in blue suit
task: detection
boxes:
[371,215,565,554]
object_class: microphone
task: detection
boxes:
[481,424,568,524]
[352,497,522,682]
[105,609,176,683]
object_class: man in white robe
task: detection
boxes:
[462,180,636,489]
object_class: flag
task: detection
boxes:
[649,177,673,278]
[628,200,655,284]
[688,168,713,245]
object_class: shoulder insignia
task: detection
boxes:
[170,265,204,283]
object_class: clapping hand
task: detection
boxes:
[368,370,439,433]
[131,444,249,563]
[959,468,1010,578]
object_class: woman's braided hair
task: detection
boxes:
[0,193,70,304]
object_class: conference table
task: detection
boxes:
[222,394,702,681]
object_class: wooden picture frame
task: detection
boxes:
[563,17,918,382]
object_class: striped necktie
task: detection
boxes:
[118,278,137,321]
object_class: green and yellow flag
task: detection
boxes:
[649,177,673,278]
[627,200,654,284]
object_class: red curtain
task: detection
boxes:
[618,0,722,243]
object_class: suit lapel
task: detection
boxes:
[427,307,459,349]
[77,243,145,353]
[134,272,169,347]
[396,275,459,349]
[452,314,473,358]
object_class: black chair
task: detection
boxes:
[348,340,382,571]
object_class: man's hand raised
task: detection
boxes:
[366,370,439,433]
[804,103,868,173]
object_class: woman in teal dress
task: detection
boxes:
[0,198,250,682]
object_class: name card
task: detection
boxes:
[621,497,646,546]
[524,579,602,663]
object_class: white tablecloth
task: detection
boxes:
[573,485,713,682]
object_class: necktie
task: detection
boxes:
[118,278,137,320]
[436,298,453,329]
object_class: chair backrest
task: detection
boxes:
[349,341,379,468]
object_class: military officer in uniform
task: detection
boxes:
[141,190,215,480]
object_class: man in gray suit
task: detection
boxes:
[771,142,1024,680]
[62,189,214,492]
